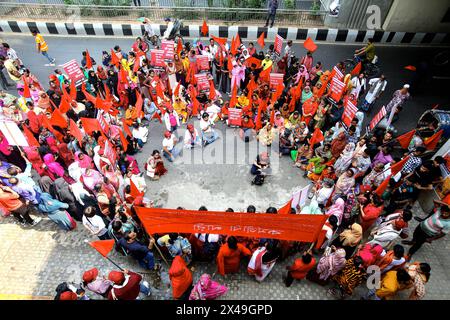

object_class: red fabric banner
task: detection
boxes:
[135,207,327,242]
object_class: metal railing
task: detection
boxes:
[0,3,326,26]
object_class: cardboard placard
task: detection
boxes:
[0,120,28,147]
[150,49,166,68]
[228,108,243,127]
[196,55,210,72]
[369,106,387,131]
[274,34,284,56]
[329,77,345,102]
[341,99,358,129]
[161,40,175,61]
[62,59,85,87]
[269,73,284,91]
[194,73,210,92]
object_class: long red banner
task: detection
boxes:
[135,207,327,242]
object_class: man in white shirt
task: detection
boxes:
[82,206,109,240]
[162,130,182,162]
[200,112,219,147]
[361,74,387,111]
[184,124,202,149]
[132,122,149,146]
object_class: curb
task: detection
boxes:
[1,21,449,46]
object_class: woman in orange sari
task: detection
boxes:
[217,236,251,276]
[169,256,193,300]
[301,96,319,126]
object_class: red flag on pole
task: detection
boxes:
[230,36,237,56]
[174,82,181,97]
[176,37,183,55]
[269,108,275,126]
[80,117,102,135]
[22,76,31,99]
[235,33,241,48]
[309,127,324,148]
[110,49,120,67]
[209,80,216,100]
[375,174,392,196]
[59,96,71,114]
[130,179,144,198]
[396,129,416,149]
[350,61,362,76]
[424,129,443,150]
[229,80,238,107]
[201,20,209,36]
[259,65,272,82]
[89,239,115,257]
[390,155,410,175]
[192,97,200,116]
[123,123,132,137]
[278,199,293,214]
[70,80,77,100]
[211,35,227,51]
[85,49,93,69]
[69,119,84,146]
[151,111,163,124]
[22,125,40,147]
[257,32,265,48]
[119,130,128,151]
[303,37,317,53]
[50,108,68,128]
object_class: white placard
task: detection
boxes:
[0,120,28,147]
[291,184,312,211]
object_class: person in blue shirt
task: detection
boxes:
[118,231,156,270]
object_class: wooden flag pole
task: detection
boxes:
[149,234,170,267]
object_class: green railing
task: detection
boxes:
[0,3,326,26]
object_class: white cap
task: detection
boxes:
[403,84,410,89]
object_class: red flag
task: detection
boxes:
[257,32,265,48]
[404,65,416,71]
[133,91,143,119]
[151,111,163,124]
[22,76,31,99]
[201,20,209,36]
[390,155,410,175]
[245,57,262,69]
[174,82,181,97]
[227,57,234,74]
[110,49,119,67]
[269,109,275,126]
[211,35,227,50]
[22,125,40,147]
[81,84,96,104]
[69,119,84,145]
[123,123,132,137]
[270,84,283,105]
[309,127,324,148]
[229,80,238,107]
[133,58,140,73]
[396,129,416,149]
[85,49,93,69]
[230,36,237,56]
[278,199,293,214]
[59,96,71,114]
[209,80,216,100]
[103,83,112,102]
[375,174,392,196]
[259,65,272,82]
[156,82,165,100]
[424,129,443,150]
[119,67,128,84]
[40,114,64,142]
[80,117,101,135]
[119,130,128,151]
[176,37,183,55]
[89,239,115,257]
[235,33,241,48]
[350,61,362,76]
[70,80,77,100]
[192,97,200,116]
[95,95,109,112]
[303,37,317,53]
[130,179,144,198]
[50,108,68,128]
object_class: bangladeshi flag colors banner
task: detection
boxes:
[161,40,175,61]
[274,34,284,56]
[194,74,210,92]
[341,100,358,129]
[369,106,387,131]
[135,207,328,242]
[228,108,243,126]
[196,55,210,71]
[150,49,166,67]
[269,73,284,91]
[330,77,345,102]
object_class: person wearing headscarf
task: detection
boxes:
[169,256,193,300]
[326,198,345,225]
[80,168,103,193]
[247,240,280,282]
[356,243,385,268]
[333,142,356,177]
[74,151,93,169]
[43,154,65,178]
[256,123,276,146]
[38,192,75,231]
[145,150,167,181]
[330,131,348,159]
[189,273,228,300]
[52,177,82,221]
[332,223,363,259]
[300,198,323,215]
[273,111,285,129]
[57,140,75,167]
[329,256,365,298]
[314,248,347,283]
[335,168,356,197]
[22,147,55,180]
[359,193,384,232]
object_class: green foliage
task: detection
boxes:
[284,0,295,10]
[311,0,321,12]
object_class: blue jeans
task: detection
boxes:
[202,130,219,145]
[163,143,182,162]
[139,283,151,296]
[138,252,155,270]
[41,51,54,63]
[136,138,144,148]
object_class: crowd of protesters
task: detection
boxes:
[0,27,449,301]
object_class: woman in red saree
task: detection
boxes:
[216,236,251,276]
[301,96,319,126]
[169,256,193,300]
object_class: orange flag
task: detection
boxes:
[259,65,272,82]
[130,179,144,198]
[235,33,241,48]
[269,109,275,126]
[59,96,71,114]
[176,37,183,55]
[85,49,93,69]
[81,83,96,104]
[80,117,101,135]
[209,80,216,100]
[89,239,115,258]
[303,37,318,53]
[156,82,165,100]
[350,61,362,76]
[424,129,443,150]
[22,125,40,147]
[110,49,119,67]
[278,199,293,214]
[133,91,144,119]
[50,108,68,128]
[123,123,132,137]
[211,35,227,51]
[390,155,410,175]
[70,80,77,100]
[257,32,265,48]
[174,82,181,97]
[230,36,237,56]
[119,130,128,151]
[201,20,209,36]
[22,76,31,99]
[151,111,163,124]
[119,67,128,84]
[229,80,238,107]
[255,102,264,131]
[69,119,84,146]
[192,97,200,116]
[396,129,416,149]
[309,127,324,148]
[375,174,392,196]
[271,84,283,105]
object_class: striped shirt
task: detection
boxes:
[420,209,450,237]
[35,34,48,52]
